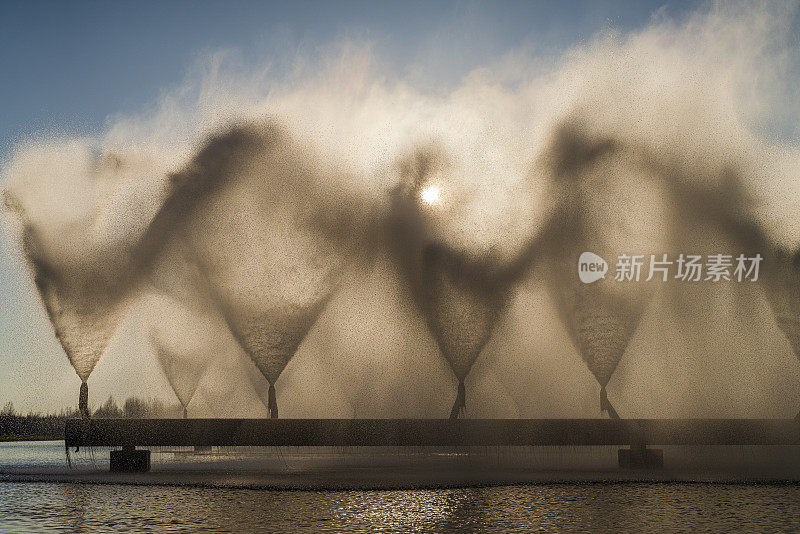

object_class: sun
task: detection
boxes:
[420,185,440,205]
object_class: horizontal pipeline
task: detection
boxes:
[65,418,800,448]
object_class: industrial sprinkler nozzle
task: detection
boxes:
[449,379,466,419]
[268,383,278,419]
[600,385,620,420]
[79,381,90,419]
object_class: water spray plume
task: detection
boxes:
[764,253,800,354]
[146,293,220,418]
[144,123,359,417]
[141,223,231,418]
[541,127,667,417]
[1,144,172,415]
[390,143,538,418]
[761,249,800,419]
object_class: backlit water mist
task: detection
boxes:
[3,2,800,419]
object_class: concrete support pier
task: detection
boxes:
[618,442,664,469]
[109,444,151,473]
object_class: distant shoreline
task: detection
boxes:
[1,397,183,445]
[0,435,62,442]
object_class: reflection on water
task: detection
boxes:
[10,441,800,474]
[3,442,800,532]
[2,480,800,532]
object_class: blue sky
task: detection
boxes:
[0,0,698,155]
[0,0,700,412]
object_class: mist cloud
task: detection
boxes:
[3,1,800,418]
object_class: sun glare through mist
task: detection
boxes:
[420,185,441,205]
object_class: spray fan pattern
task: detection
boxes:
[3,3,800,418]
